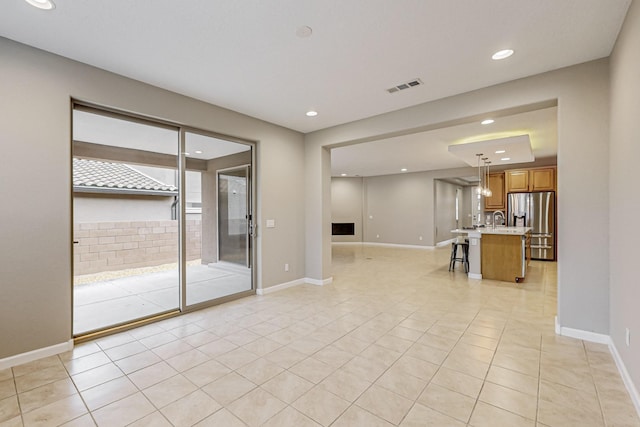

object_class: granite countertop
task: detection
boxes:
[451,227,531,236]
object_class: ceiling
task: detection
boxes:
[0,0,630,175]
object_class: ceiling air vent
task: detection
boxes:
[387,78,423,94]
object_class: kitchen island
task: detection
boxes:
[452,227,532,282]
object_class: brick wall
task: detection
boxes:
[73,220,202,276]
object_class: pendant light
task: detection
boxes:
[483,159,493,197]
[475,154,483,195]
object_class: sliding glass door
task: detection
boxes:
[72,107,180,335]
[72,106,254,336]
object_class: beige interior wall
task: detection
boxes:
[306,59,610,335]
[609,0,640,396]
[0,37,304,359]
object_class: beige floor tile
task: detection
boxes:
[91,392,155,427]
[126,411,172,427]
[224,329,261,346]
[18,377,77,413]
[152,340,194,360]
[540,363,596,392]
[319,369,371,402]
[261,371,314,404]
[194,408,247,426]
[313,346,354,368]
[104,341,147,361]
[492,353,540,378]
[241,337,282,356]
[113,350,162,375]
[0,396,20,424]
[442,353,490,379]
[0,371,12,383]
[201,372,256,405]
[537,398,605,427]
[470,401,535,427]
[417,332,458,352]
[486,365,539,396]
[236,358,284,385]
[375,365,427,400]
[538,379,600,416]
[479,381,537,420]
[63,352,112,376]
[142,374,197,409]
[290,357,336,384]
[165,348,209,372]
[179,331,218,348]
[59,413,97,426]
[80,376,137,411]
[262,406,321,427]
[160,390,220,427]
[341,355,387,383]
[417,382,475,423]
[264,346,307,369]
[127,361,176,390]
[71,363,123,392]
[196,338,238,358]
[95,333,136,351]
[293,386,350,426]
[58,343,101,363]
[182,359,231,387]
[332,405,394,427]
[387,326,424,342]
[228,388,287,427]
[286,337,326,355]
[332,335,370,355]
[0,380,15,401]
[391,354,439,381]
[12,356,62,378]
[405,342,448,365]
[15,364,69,394]
[21,394,87,427]
[432,367,484,399]
[215,347,259,370]
[355,384,413,425]
[400,402,466,426]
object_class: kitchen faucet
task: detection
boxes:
[493,210,505,229]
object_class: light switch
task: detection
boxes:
[266,219,275,228]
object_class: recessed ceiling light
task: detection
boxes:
[495,150,506,154]
[501,157,511,161]
[340,173,347,177]
[492,49,514,60]
[24,0,55,9]
[195,150,203,154]
[401,168,408,172]
[481,119,494,125]
[306,110,318,117]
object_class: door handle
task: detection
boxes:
[249,223,257,238]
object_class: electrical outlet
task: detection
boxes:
[284,263,289,272]
[626,328,631,347]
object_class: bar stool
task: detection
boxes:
[449,236,469,273]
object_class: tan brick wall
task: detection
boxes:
[73,220,201,275]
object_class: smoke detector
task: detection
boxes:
[387,79,423,94]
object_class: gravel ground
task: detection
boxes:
[74,259,202,286]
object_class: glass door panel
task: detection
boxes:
[184,132,252,306]
[72,107,180,335]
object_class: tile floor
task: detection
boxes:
[2,244,639,426]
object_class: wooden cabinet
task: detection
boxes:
[506,167,555,192]
[484,172,505,210]
[481,231,530,282]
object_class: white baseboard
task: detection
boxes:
[305,276,333,286]
[468,273,483,280]
[256,276,333,295]
[609,341,640,416]
[0,339,73,370]
[554,317,640,417]
[256,278,306,295]
[360,242,436,250]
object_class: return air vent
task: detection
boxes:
[387,78,423,94]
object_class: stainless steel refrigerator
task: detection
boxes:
[507,191,555,260]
